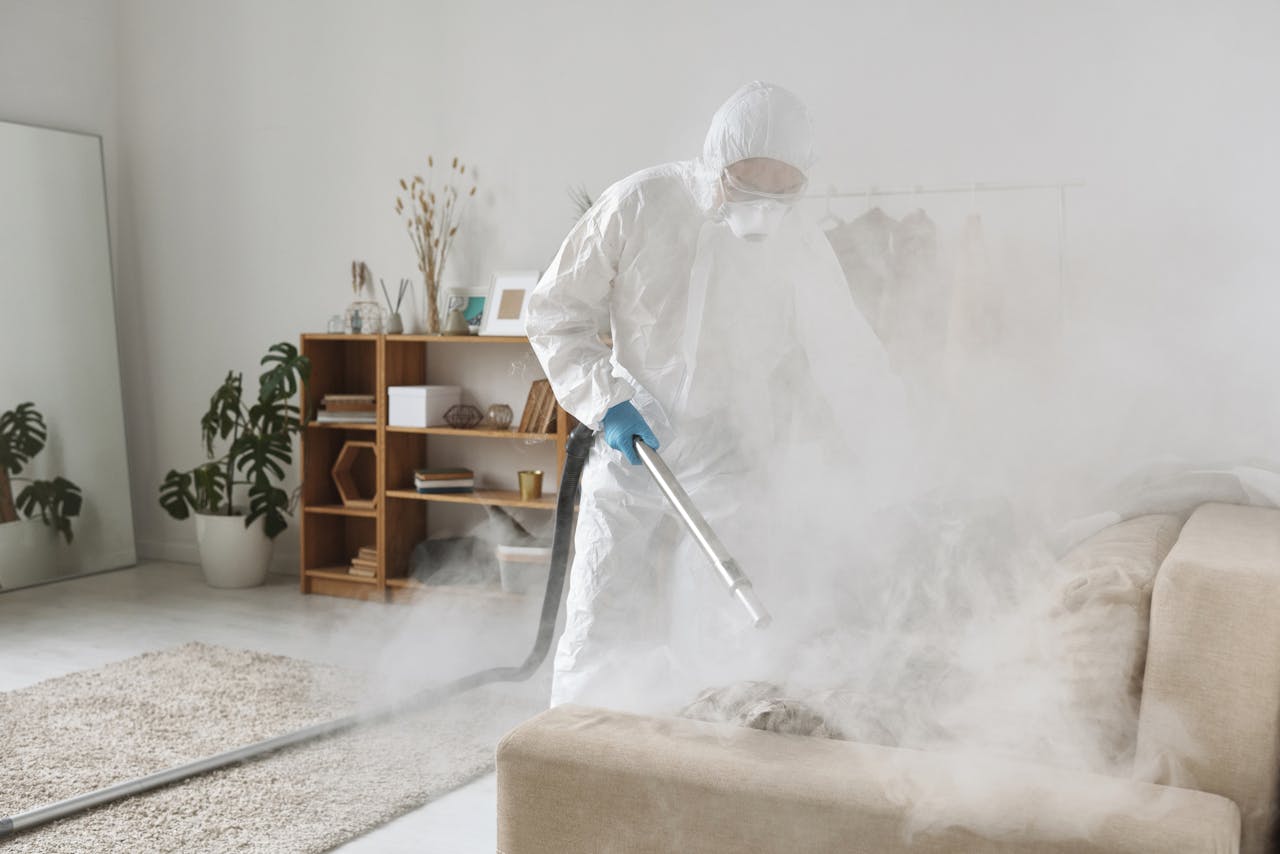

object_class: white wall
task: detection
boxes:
[0,0,117,217]
[97,0,1280,560]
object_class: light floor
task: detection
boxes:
[0,561,550,852]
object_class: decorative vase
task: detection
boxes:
[442,307,470,336]
[385,312,404,334]
[345,300,383,335]
[195,510,272,588]
[424,281,441,335]
[479,404,514,430]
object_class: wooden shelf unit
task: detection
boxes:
[298,333,572,601]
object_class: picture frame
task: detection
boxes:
[479,270,540,336]
[442,286,488,335]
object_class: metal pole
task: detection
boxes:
[2,712,362,836]
[633,439,772,629]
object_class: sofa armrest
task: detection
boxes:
[497,705,1239,854]
[1136,502,1280,854]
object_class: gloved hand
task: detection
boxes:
[602,400,660,465]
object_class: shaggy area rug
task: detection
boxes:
[0,642,544,852]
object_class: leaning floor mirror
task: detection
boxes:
[0,119,135,590]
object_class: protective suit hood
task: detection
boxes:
[700,81,815,188]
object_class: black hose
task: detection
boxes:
[0,423,597,839]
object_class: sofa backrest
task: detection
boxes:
[1136,502,1280,854]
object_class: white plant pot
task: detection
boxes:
[195,511,273,589]
[0,518,59,590]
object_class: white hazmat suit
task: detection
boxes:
[527,82,906,711]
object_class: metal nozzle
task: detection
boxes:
[634,438,773,630]
[733,585,772,629]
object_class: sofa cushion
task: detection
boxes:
[1048,513,1183,767]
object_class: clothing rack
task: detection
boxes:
[804,180,1085,200]
[805,180,1086,326]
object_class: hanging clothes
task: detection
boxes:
[882,209,946,399]
[824,207,897,335]
[944,213,1005,398]
[826,207,947,406]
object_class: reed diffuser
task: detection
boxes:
[395,156,478,334]
[380,277,410,334]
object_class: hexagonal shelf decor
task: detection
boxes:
[331,440,377,509]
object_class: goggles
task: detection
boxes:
[720,168,808,204]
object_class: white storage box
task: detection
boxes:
[496,544,552,595]
[387,385,461,428]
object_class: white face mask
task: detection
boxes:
[720,199,790,242]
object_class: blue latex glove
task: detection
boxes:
[602,401,660,465]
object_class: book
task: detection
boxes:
[316,410,376,423]
[348,566,376,578]
[415,487,475,495]
[324,393,375,405]
[351,558,378,571]
[416,478,475,489]
[357,546,377,560]
[532,380,557,434]
[414,467,474,481]
[415,478,475,490]
[322,402,376,414]
[518,381,545,433]
[518,380,551,434]
[414,473,474,484]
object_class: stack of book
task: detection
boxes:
[414,467,475,494]
[349,546,377,578]
[317,393,376,424]
[517,380,557,434]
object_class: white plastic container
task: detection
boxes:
[387,385,461,428]
[496,544,552,594]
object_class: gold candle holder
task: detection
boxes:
[518,470,544,501]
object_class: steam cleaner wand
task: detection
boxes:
[633,437,772,629]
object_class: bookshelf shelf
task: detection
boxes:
[304,504,377,518]
[305,567,379,585]
[385,426,556,440]
[306,421,378,432]
[386,488,557,510]
[299,332,573,602]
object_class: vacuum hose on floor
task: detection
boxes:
[0,424,597,840]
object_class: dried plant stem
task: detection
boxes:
[396,157,476,334]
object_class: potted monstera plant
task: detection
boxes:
[0,402,83,588]
[158,342,310,588]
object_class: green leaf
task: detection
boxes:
[192,462,228,513]
[0,402,47,475]
[248,396,301,438]
[259,343,311,404]
[233,432,290,482]
[201,372,244,457]
[245,474,290,539]
[17,476,83,544]
[158,469,197,520]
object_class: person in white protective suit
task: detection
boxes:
[527,81,907,712]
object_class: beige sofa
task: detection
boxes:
[497,503,1280,854]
